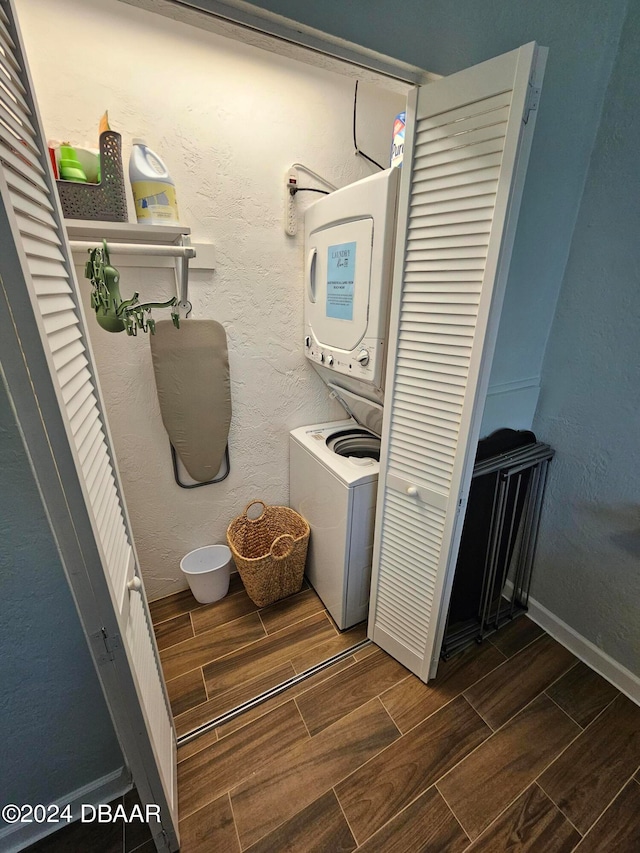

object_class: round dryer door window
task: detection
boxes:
[326,429,381,461]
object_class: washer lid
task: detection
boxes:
[328,383,384,436]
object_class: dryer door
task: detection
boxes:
[307,218,373,353]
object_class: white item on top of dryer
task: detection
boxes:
[289,392,383,630]
[304,168,400,404]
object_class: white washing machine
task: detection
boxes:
[289,391,383,630]
[292,168,399,629]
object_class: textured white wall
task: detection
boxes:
[18,0,405,600]
[531,0,640,676]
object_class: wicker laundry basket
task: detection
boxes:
[227,500,310,607]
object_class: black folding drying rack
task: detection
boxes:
[441,437,555,659]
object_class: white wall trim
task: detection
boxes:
[480,376,541,436]
[486,375,540,396]
[524,594,640,706]
[0,766,130,852]
[121,0,438,87]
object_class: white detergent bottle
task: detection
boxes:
[129,139,180,225]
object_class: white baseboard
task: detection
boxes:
[0,766,131,852]
[523,594,640,706]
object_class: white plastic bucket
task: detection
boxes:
[180,545,232,604]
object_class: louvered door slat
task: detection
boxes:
[395,366,467,393]
[394,373,466,403]
[0,50,27,94]
[9,188,56,224]
[370,43,545,679]
[83,441,110,493]
[0,70,29,114]
[415,136,506,172]
[402,309,478,325]
[93,465,116,524]
[6,166,55,208]
[68,388,96,429]
[0,69,30,113]
[389,430,455,466]
[96,490,122,552]
[415,121,509,158]
[378,573,438,618]
[0,140,43,181]
[47,323,82,356]
[7,171,52,209]
[396,344,470,370]
[99,497,121,564]
[387,454,451,490]
[408,220,494,242]
[413,152,504,186]
[393,417,458,451]
[77,418,103,467]
[418,90,513,132]
[38,293,77,315]
[0,59,28,108]
[413,175,497,206]
[70,388,99,434]
[0,17,17,55]
[32,276,72,297]
[42,308,79,338]
[404,242,491,259]
[56,351,88,387]
[404,294,481,309]
[16,212,61,244]
[111,523,130,577]
[22,238,66,263]
[414,159,501,189]
[385,492,448,537]
[418,105,511,145]
[73,401,100,447]
[410,207,496,231]
[410,191,497,218]
[0,100,37,148]
[408,232,491,250]
[61,364,92,405]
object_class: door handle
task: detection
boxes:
[306,247,317,304]
[128,576,142,592]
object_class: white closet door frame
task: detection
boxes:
[369,42,547,681]
[0,0,178,848]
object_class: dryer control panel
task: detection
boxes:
[304,335,383,383]
[304,168,400,396]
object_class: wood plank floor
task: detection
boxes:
[169,614,640,852]
[150,575,367,736]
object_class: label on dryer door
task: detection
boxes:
[326,242,356,321]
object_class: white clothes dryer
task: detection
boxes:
[304,167,400,405]
[289,395,383,630]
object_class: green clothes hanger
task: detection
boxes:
[85,240,180,335]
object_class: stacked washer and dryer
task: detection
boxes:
[289,168,400,630]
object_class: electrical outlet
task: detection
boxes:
[284,168,298,236]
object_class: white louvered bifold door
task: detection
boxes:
[0,0,178,845]
[369,43,547,680]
